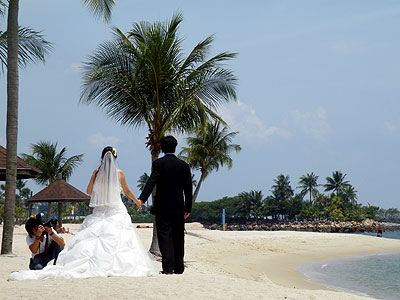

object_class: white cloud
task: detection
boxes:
[291,107,331,142]
[384,122,397,135]
[88,132,121,148]
[65,62,83,74]
[218,101,291,140]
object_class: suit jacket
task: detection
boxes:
[139,154,192,215]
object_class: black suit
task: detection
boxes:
[139,153,192,274]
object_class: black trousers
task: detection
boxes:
[29,241,63,270]
[156,214,185,274]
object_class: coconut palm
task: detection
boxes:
[21,141,84,185]
[21,141,84,220]
[80,13,237,162]
[137,172,149,207]
[272,174,294,200]
[15,179,31,207]
[268,174,294,219]
[2,0,115,254]
[323,171,350,197]
[248,190,264,222]
[297,172,319,204]
[191,174,197,189]
[137,172,149,192]
[80,13,237,254]
[0,26,52,70]
[340,184,358,208]
[179,121,241,203]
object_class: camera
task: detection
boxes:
[35,213,58,231]
[43,218,58,228]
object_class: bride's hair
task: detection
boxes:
[101,146,117,159]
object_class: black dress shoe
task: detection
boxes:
[159,270,173,275]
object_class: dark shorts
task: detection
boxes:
[29,241,63,270]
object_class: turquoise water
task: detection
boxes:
[296,232,400,300]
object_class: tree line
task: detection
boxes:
[2,169,399,227]
[189,172,397,224]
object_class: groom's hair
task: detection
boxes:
[161,135,177,153]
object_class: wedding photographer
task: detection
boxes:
[25,214,65,270]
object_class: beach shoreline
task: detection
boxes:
[186,228,400,290]
[1,223,399,300]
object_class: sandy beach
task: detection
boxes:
[1,223,400,300]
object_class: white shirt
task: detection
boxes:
[26,228,60,258]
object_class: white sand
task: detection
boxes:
[1,222,400,300]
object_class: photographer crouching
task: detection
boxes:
[25,214,65,270]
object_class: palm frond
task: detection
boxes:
[82,0,115,23]
[81,14,238,156]
[21,141,83,185]
[0,27,53,72]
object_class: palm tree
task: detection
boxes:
[269,174,294,219]
[248,190,264,222]
[137,172,149,207]
[0,27,52,71]
[2,0,114,254]
[21,141,83,220]
[137,172,149,192]
[191,174,197,189]
[340,184,358,208]
[80,13,237,162]
[323,171,350,197]
[236,191,252,221]
[21,141,84,185]
[297,172,319,204]
[179,121,241,203]
[80,13,237,254]
[272,174,293,200]
[15,179,31,207]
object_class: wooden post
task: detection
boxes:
[58,202,63,226]
[46,202,51,220]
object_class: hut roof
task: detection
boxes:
[28,179,90,203]
[0,145,42,180]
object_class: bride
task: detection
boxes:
[9,147,157,280]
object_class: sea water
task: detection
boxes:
[295,232,400,300]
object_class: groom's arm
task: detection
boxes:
[138,160,160,203]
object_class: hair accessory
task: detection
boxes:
[112,148,117,158]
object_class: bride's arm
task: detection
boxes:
[118,170,141,207]
[86,169,98,195]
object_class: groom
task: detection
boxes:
[139,135,192,274]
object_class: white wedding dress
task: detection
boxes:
[9,152,157,280]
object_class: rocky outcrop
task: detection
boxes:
[203,219,400,233]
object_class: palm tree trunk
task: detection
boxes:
[1,0,19,255]
[192,171,207,204]
[149,150,161,256]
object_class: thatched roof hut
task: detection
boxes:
[0,145,41,180]
[27,179,90,226]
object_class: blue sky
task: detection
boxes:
[1,0,400,209]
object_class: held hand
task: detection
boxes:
[184,212,190,219]
[136,199,143,211]
[44,226,53,234]
[37,225,45,236]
